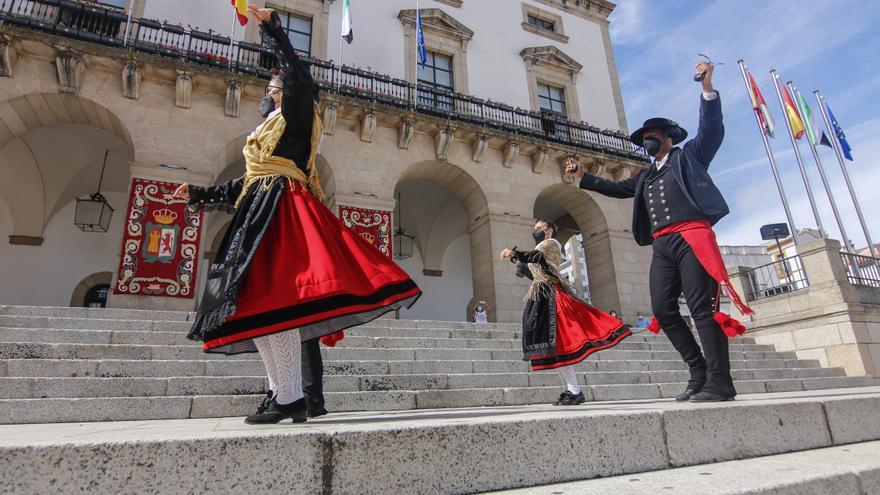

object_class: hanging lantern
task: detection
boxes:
[74,150,114,233]
[393,191,414,260]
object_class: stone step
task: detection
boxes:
[4,372,870,400]
[489,440,880,494]
[0,305,194,321]
[0,327,778,354]
[1,388,878,493]
[0,357,845,379]
[0,341,804,364]
[0,377,875,424]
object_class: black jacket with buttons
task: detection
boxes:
[183,15,318,350]
[577,93,728,246]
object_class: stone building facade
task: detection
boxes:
[0,0,653,323]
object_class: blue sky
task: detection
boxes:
[608,0,880,248]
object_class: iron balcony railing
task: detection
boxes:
[745,255,809,301]
[0,0,649,161]
[841,252,880,288]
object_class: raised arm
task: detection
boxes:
[682,62,724,167]
[565,157,639,198]
[259,10,313,85]
[187,179,244,208]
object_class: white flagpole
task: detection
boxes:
[122,0,134,47]
[736,60,799,245]
[770,69,826,238]
[789,82,852,253]
[815,90,877,257]
[413,0,420,108]
[338,0,344,66]
[228,11,237,69]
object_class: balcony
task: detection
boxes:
[0,0,648,161]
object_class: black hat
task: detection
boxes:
[629,118,688,146]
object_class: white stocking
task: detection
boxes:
[556,365,581,395]
[254,336,278,396]
[254,331,303,405]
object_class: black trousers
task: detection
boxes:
[301,338,325,411]
[650,233,736,397]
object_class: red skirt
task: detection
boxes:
[528,288,631,371]
[204,182,421,351]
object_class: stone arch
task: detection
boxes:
[534,183,619,313]
[394,160,493,321]
[0,93,134,241]
[69,271,113,307]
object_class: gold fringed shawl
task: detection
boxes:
[235,102,325,208]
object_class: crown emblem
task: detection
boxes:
[152,208,178,225]
[360,232,376,245]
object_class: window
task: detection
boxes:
[276,11,313,57]
[417,51,454,111]
[100,0,128,8]
[527,14,555,32]
[538,83,566,116]
[83,284,110,308]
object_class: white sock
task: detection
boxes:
[254,331,303,405]
[556,365,581,395]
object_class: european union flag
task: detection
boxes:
[416,9,427,66]
[826,103,853,161]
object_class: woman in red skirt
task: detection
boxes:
[500,219,631,405]
[172,7,420,424]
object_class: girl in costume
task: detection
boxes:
[172,7,420,424]
[501,219,631,405]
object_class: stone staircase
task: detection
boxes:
[0,305,875,425]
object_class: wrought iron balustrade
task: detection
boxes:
[1,0,648,161]
[841,252,880,288]
[744,255,809,301]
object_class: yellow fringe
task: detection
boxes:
[235,103,324,208]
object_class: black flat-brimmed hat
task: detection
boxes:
[629,117,688,146]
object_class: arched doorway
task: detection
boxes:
[533,184,619,314]
[0,93,133,307]
[394,160,490,322]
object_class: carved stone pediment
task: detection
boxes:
[398,8,474,43]
[520,46,583,75]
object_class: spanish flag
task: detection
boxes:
[782,84,805,140]
[231,0,247,26]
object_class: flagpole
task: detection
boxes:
[815,90,877,257]
[122,0,134,47]
[770,69,825,238]
[737,61,800,245]
[413,0,420,109]
[788,82,852,253]
[228,12,237,69]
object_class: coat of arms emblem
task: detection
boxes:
[142,208,179,263]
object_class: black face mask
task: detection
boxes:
[259,95,276,118]
[532,229,547,245]
[643,136,662,157]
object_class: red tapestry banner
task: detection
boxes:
[339,205,392,258]
[114,178,203,298]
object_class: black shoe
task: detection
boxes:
[675,387,702,402]
[255,391,274,415]
[245,398,308,424]
[307,406,328,418]
[689,391,735,403]
[554,391,586,406]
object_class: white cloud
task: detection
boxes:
[608,0,649,46]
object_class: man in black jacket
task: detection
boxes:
[566,62,738,402]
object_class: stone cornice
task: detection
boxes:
[533,0,616,23]
[397,8,474,42]
[520,45,583,75]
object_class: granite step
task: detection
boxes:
[0,357,845,378]
[488,440,880,495]
[2,388,879,493]
[4,372,870,400]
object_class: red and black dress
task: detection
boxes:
[185,17,420,355]
[512,239,631,371]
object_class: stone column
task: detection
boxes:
[481,214,535,323]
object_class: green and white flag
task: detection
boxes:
[798,93,831,148]
[341,0,353,44]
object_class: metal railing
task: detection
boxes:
[0,0,649,161]
[745,255,809,301]
[841,252,880,288]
